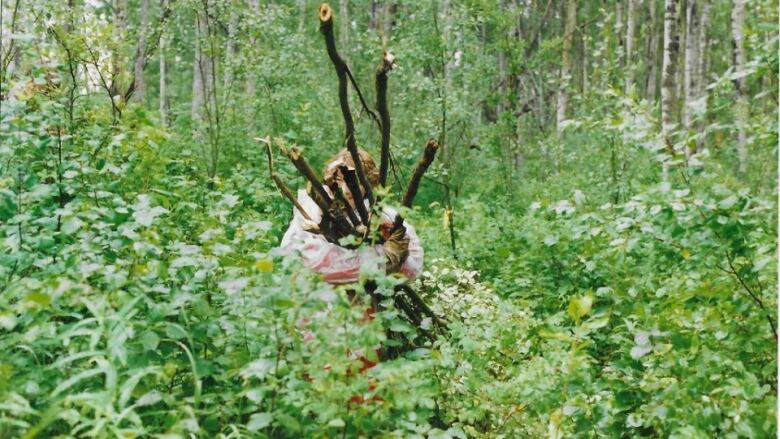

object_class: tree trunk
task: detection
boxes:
[370,0,379,31]
[615,0,624,61]
[382,1,395,38]
[661,0,679,179]
[245,0,260,131]
[661,0,679,134]
[696,0,711,98]
[133,0,149,103]
[682,0,699,158]
[191,12,213,126]
[159,8,168,126]
[676,0,685,113]
[694,0,711,153]
[223,6,237,92]
[731,0,748,174]
[645,0,658,101]
[111,0,128,98]
[556,0,576,137]
[624,0,636,94]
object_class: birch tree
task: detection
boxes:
[110,0,128,98]
[645,0,658,101]
[223,6,237,93]
[191,11,213,128]
[556,0,576,137]
[132,0,150,103]
[159,34,167,125]
[624,0,637,93]
[731,0,749,173]
[682,0,698,129]
[660,0,679,141]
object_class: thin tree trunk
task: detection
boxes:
[383,1,394,38]
[245,0,260,131]
[661,0,679,179]
[615,0,624,61]
[192,13,212,126]
[661,0,679,133]
[223,6,237,93]
[159,23,167,125]
[696,0,711,98]
[370,0,379,31]
[132,0,149,103]
[582,33,589,93]
[556,0,576,136]
[676,0,685,113]
[111,0,127,98]
[694,0,711,152]
[731,0,748,174]
[683,0,699,158]
[645,0,658,101]
[624,0,637,93]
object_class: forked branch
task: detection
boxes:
[403,139,439,207]
[319,3,375,207]
[264,141,313,222]
[376,51,395,186]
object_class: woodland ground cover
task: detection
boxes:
[1,0,778,437]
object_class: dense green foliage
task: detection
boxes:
[1,0,777,437]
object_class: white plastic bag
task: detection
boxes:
[278,190,423,284]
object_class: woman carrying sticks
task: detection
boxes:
[277,148,423,284]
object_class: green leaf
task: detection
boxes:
[327,418,345,428]
[247,412,272,431]
[139,331,160,351]
[567,295,593,324]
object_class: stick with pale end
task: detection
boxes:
[403,139,439,208]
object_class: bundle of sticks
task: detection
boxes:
[264,3,446,339]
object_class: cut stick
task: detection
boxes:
[376,51,395,186]
[265,142,313,222]
[281,146,356,239]
[339,165,370,227]
[286,146,333,209]
[328,181,361,227]
[403,139,439,208]
[272,174,313,222]
[319,3,375,207]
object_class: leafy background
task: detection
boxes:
[0,0,777,437]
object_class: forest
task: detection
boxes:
[0,0,777,437]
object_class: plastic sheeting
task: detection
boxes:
[278,189,423,284]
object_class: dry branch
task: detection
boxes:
[285,146,333,209]
[279,144,354,240]
[265,142,313,222]
[403,139,439,207]
[328,182,361,227]
[376,51,395,186]
[339,165,370,227]
[319,3,375,207]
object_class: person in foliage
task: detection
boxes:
[279,148,423,284]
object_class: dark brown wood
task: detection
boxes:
[319,3,375,207]
[286,146,333,209]
[376,51,395,186]
[403,139,439,207]
[339,165,370,227]
[272,174,313,222]
[264,142,313,222]
[328,182,361,227]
